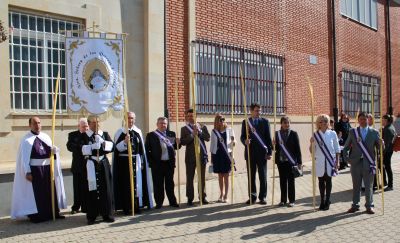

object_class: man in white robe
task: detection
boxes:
[11,116,67,222]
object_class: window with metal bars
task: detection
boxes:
[192,40,285,115]
[8,10,82,112]
[340,70,380,118]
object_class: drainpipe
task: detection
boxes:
[386,0,393,115]
[331,0,339,122]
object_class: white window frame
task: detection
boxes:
[340,0,378,30]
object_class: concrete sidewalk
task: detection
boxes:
[1,154,399,242]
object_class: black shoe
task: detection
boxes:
[187,200,194,206]
[155,204,162,209]
[123,210,130,215]
[103,216,115,223]
[278,202,286,207]
[259,200,267,205]
[202,199,209,205]
[384,186,393,192]
[55,215,65,219]
[70,210,79,215]
[245,199,255,204]
[134,209,141,214]
[361,187,365,192]
[323,201,331,211]
[170,203,179,208]
[87,220,96,225]
[319,201,325,210]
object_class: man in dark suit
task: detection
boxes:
[66,118,88,214]
[241,103,273,204]
[145,117,180,209]
[180,109,210,206]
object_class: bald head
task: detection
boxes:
[29,116,41,134]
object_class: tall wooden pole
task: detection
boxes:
[230,88,235,204]
[380,70,385,215]
[50,71,60,221]
[175,82,181,205]
[239,65,252,205]
[371,86,381,193]
[121,35,135,216]
[271,72,277,206]
[190,45,203,206]
[307,77,316,211]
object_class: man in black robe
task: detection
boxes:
[113,112,153,214]
[81,115,115,224]
[66,118,88,214]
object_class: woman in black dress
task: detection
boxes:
[210,114,236,203]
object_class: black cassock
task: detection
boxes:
[113,129,150,213]
[81,130,114,222]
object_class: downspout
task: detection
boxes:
[331,0,339,122]
[386,0,393,115]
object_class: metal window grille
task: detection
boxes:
[8,11,82,112]
[192,40,285,115]
[341,70,380,118]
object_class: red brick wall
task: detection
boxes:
[166,0,400,120]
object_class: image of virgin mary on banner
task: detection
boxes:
[65,31,124,114]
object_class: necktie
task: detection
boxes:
[254,118,258,126]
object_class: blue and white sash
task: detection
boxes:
[247,118,268,153]
[185,124,207,154]
[276,131,297,166]
[353,127,376,175]
[212,129,231,160]
[314,131,338,177]
[154,130,174,149]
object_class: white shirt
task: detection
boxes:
[157,130,170,161]
[313,129,340,177]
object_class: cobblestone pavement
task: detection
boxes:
[1,154,400,242]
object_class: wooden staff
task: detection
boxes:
[271,72,277,206]
[239,65,252,205]
[190,64,203,206]
[379,71,385,215]
[50,71,61,221]
[175,81,181,205]
[371,87,381,193]
[307,77,316,211]
[230,88,235,204]
[121,35,135,216]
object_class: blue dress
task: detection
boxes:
[212,131,232,173]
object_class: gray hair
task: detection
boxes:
[79,117,88,125]
[157,117,168,123]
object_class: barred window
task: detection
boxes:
[192,40,285,115]
[8,10,82,112]
[341,70,380,118]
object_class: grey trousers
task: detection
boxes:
[185,160,207,201]
[350,158,375,208]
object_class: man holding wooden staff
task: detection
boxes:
[180,109,210,206]
[11,116,67,222]
[343,112,382,214]
[240,103,273,205]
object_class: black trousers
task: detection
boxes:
[384,151,393,187]
[151,161,177,206]
[318,173,332,203]
[72,172,86,212]
[247,157,267,201]
[277,162,295,203]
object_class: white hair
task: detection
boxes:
[128,111,136,118]
[79,117,88,125]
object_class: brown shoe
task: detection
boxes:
[366,208,375,214]
[347,207,360,213]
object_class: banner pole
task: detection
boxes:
[50,71,60,221]
[380,70,385,215]
[175,81,181,205]
[230,87,235,204]
[190,44,203,206]
[307,77,316,211]
[271,72,277,206]
[239,65,252,205]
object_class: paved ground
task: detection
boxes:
[1,153,400,242]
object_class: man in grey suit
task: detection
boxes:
[180,109,210,206]
[343,112,382,214]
